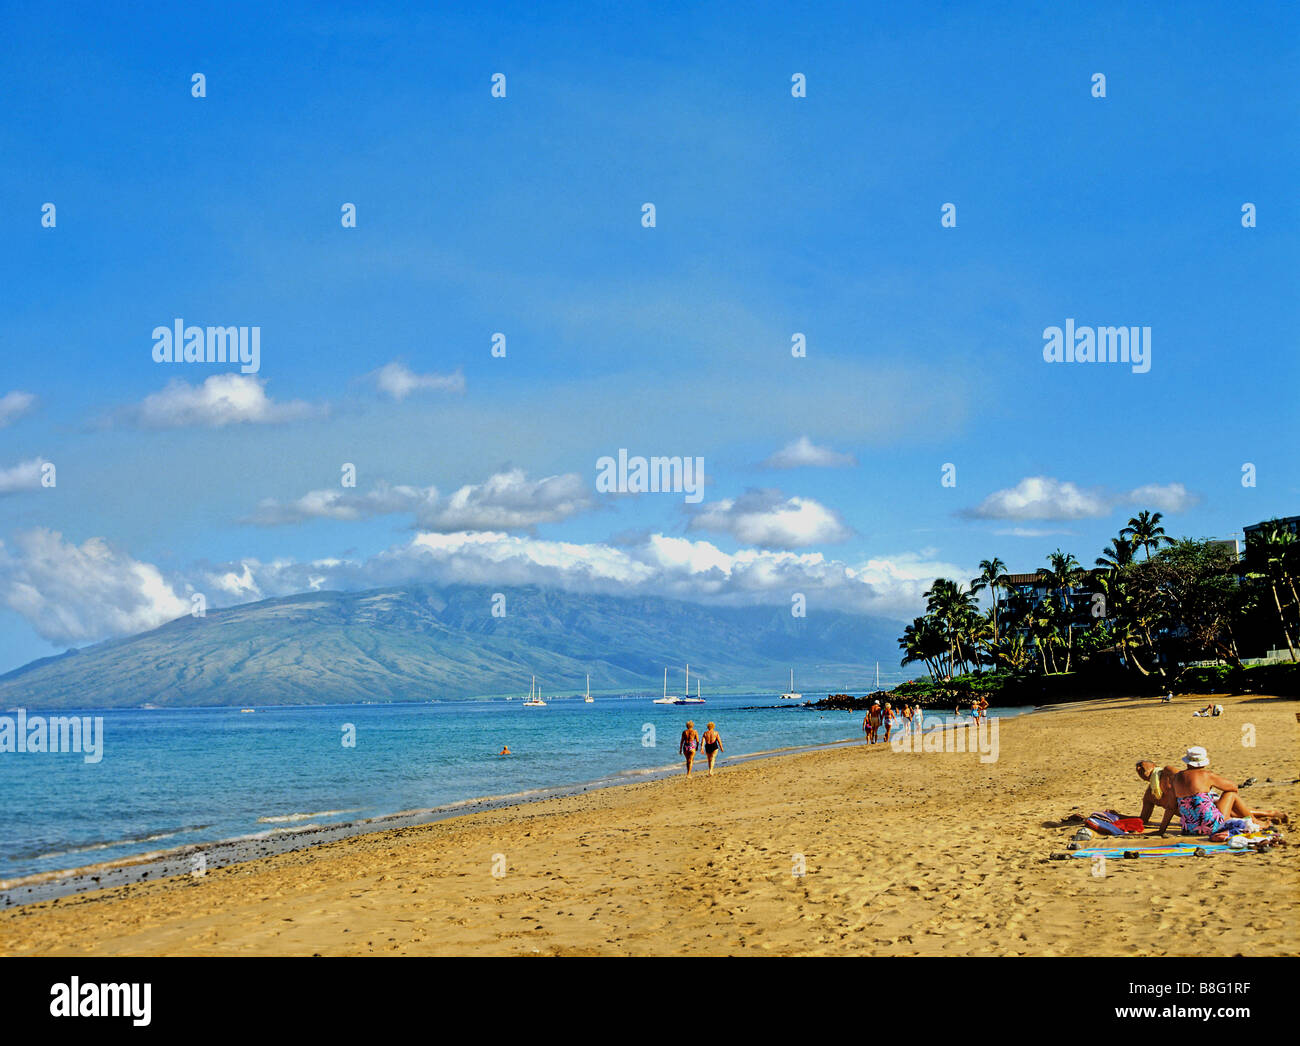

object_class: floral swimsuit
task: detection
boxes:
[1177,792,1251,836]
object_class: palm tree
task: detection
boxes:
[1043,550,1084,671]
[924,578,980,680]
[994,633,1031,672]
[1122,510,1173,561]
[970,557,1008,642]
[899,615,947,679]
[1095,533,1136,572]
[1248,525,1299,661]
[1026,603,1060,673]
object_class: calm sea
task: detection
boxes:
[0,695,1034,881]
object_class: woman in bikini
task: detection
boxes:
[701,721,723,776]
[679,720,701,777]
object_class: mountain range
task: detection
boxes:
[0,584,903,708]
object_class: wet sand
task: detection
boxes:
[1,693,1295,956]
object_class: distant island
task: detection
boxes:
[0,583,903,710]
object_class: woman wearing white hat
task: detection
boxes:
[1171,747,1287,838]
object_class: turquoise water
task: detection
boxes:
[0,696,1034,881]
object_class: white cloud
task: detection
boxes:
[241,469,594,532]
[416,469,594,532]
[192,532,964,622]
[964,475,1201,521]
[245,483,438,526]
[0,522,973,646]
[963,476,1109,521]
[130,375,316,428]
[687,489,853,549]
[0,529,190,644]
[1124,483,1199,513]
[0,391,37,428]
[0,457,48,495]
[374,362,465,401]
[761,436,857,469]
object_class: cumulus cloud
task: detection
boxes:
[0,457,49,496]
[373,362,465,401]
[128,375,317,428]
[190,532,964,622]
[244,483,438,526]
[0,522,973,646]
[416,469,594,532]
[963,476,1200,521]
[761,436,857,469]
[243,469,594,532]
[0,529,190,644]
[0,391,37,428]
[1124,482,1199,513]
[687,489,853,549]
[963,477,1108,521]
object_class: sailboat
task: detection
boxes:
[677,675,705,705]
[780,668,802,701]
[652,667,678,703]
[584,673,594,703]
[522,675,547,707]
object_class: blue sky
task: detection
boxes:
[0,1,1296,674]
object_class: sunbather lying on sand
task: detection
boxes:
[1170,747,1288,839]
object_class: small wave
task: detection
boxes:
[256,809,361,824]
[25,825,213,862]
[615,765,680,777]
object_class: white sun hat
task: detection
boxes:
[1182,746,1210,768]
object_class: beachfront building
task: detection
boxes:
[997,570,1102,644]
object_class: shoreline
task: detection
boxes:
[2,705,1037,908]
[4,692,1292,956]
[1,732,876,909]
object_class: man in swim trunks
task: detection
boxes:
[867,701,883,743]
[1134,759,1180,832]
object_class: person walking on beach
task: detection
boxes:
[881,703,895,743]
[679,720,701,777]
[867,701,883,743]
[701,721,723,776]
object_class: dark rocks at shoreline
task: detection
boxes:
[810,691,892,711]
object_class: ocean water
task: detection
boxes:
[0,696,1034,881]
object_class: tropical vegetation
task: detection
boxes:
[897,512,1299,700]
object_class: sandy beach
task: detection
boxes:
[2,693,1295,957]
